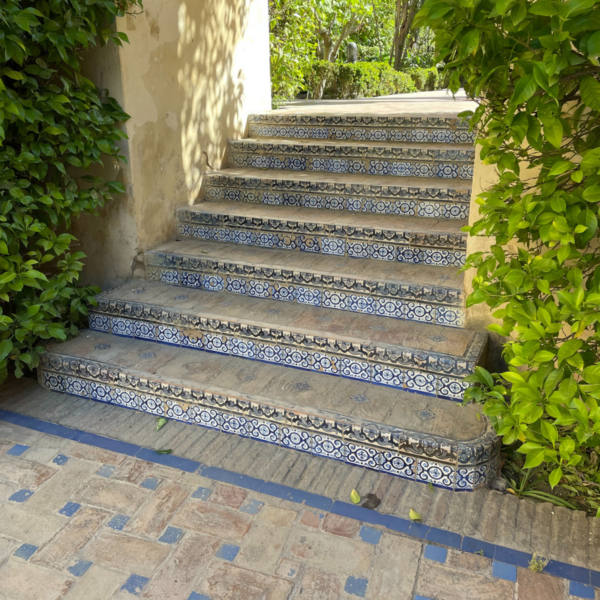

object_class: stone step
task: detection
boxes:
[88,281,487,401]
[176,202,466,264]
[228,139,475,180]
[144,240,467,328]
[248,113,475,144]
[204,169,471,220]
[39,329,499,490]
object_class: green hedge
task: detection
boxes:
[308,61,447,99]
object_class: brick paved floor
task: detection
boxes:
[0,417,597,599]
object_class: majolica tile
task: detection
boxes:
[381,451,416,478]
[283,347,311,370]
[204,334,229,354]
[346,443,381,471]
[313,435,345,460]
[139,394,164,416]
[281,427,312,453]
[436,306,466,328]
[133,321,156,341]
[228,338,255,360]
[296,287,321,306]
[221,413,248,437]
[249,418,279,444]
[111,317,134,337]
[341,358,372,382]
[157,325,181,345]
[256,343,282,364]
[456,464,489,490]
[405,371,437,395]
[89,314,111,332]
[373,365,403,388]
[417,460,455,488]
[438,376,469,401]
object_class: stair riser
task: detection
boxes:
[39,356,499,491]
[249,124,475,144]
[205,174,471,219]
[88,308,477,401]
[144,264,466,329]
[229,147,474,180]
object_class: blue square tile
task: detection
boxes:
[405,371,437,395]
[298,236,320,253]
[322,291,347,311]
[347,241,371,259]
[344,576,368,597]
[97,464,116,478]
[202,275,225,292]
[121,574,150,596]
[188,594,211,600]
[491,546,531,569]
[181,271,203,288]
[89,313,111,332]
[271,284,295,302]
[107,514,130,531]
[311,352,339,375]
[570,581,595,599]
[7,444,29,456]
[9,489,33,503]
[359,526,382,545]
[321,238,345,255]
[52,454,69,466]
[545,560,590,584]
[492,561,517,582]
[372,365,403,388]
[425,527,461,549]
[347,294,375,314]
[248,419,279,444]
[376,299,404,319]
[141,477,160,490]
[371,243,396,261]
[192,486,212,501]
[13,543,38,560]
[424,544,447,564]
[216,543,240,561]
[67,560,93,577]
[461,536,496,559]
[240,499,264,515]
[159,526,184,544]
[59,502,81,517]
[90,382,113,403]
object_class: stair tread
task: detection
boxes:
[206,167,473,191]
[182,202,467,235]
[99,280,476,357]
[148,239,464,291]
[47,330,487,443]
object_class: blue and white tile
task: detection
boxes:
[405,302,434,323]
[165,400,190,422]
[442,203,469,219]
[437,163,459,179]
[213,228,232,243]
[231,229,255,245]
[256,343,282,364]
[376,299,405,319]
[369,161,390,175]
[283,348,311,370]
[370,244,396,261]
[310,158,328,172]
[327,159,349,173]
[347,294,376,314]
[363,199,392,214]
[275,234,296,250]
[389,162,413,176]
[436,306,465,328]
[256,233,277,248]
[228,338,255,359]
[456,464,488,490]
[89,314,110,332]
[139,395,164,416]
[191,226,214,240]
[296,287,321,306]
[298,236,320,253]
[204,334,229,354]
[431,129,453,143]
[347,242,371,259]
[389,129,412,142]
[417,202,442,218]
[460,164,474,179]
[324,196,346,210]
[263,192,282,205]
[159,270,180,285]
[417,460,454,489]
[413,163,436,178]
[111,387,139,409]
[271,284,296,302]
[283,157,307,171]
[65,377,89,397]
[111,318,134,337]
[392,200,417,216]
[221,413,248,437]
[133,321,156,341]
[202,275,225,292]
[281,427,312,453]
[346,443,381,471]
[341,359,372,382]
[226,278,247,295]
[372,365,403,388]
[313,435,346,461]
[405,371,437,395]
[182,271,203,288]
[189,406,221,430]
[207,188,224,200]
[381,452,416,478]
[223,189,241,201]
[249,419,279,444]
[347,197,363,212]
[248,280,270,298]
[438,376,469,401]
[302,195,323,209]
[42,373,65,392]
[311,353,339,375]
[411,129,430,142]
[180,331,204,349]
[396,247,420,264]
[157,325,181,346]
[321,238,345,256]
[90,382,113,403]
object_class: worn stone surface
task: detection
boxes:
[72,477,150,514]
[322,513,361,538]
[0,560,73,600]
[301,510,323,529]
[66,441,127,466]
[447,549,491,572]
[0,455,56,488]
[63,565,127,600]
[210,483,248,509]
[517,568,565,600]
[0,504,66,546]
[296,567,341,599]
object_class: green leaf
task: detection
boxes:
[0,339,13,362]
[512,75,537,105]
[155,449,173,455]
[534,350,555,363]
[588,31,600,57]
[580,77,600,111]
[350,489,361,504]
[548,161,572,177]
[523,447,547,468]
[409,508,422,521]
[460,30,480,56]
[545,119,563,148]
[155,417,168,432]
[557,339,583,364]
[549,466,563,489]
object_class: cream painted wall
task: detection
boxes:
[74,0,272,289]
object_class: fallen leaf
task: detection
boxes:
[155,417,168,432]
[155,449,172,454]
[409,508,422,522]
[350,489,361,504]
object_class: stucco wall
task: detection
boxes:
[75,0,271,289]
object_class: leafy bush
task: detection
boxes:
[405,67,440,91]
[0,0,141,384]
[417,0,600,510]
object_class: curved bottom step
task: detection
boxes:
[39,330,500,492]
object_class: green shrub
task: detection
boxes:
[406,66,440,91]
[417,0,600,510]
[0,0,142,384]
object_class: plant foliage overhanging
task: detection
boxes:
[0,0,142,384]
[416,0,600,506]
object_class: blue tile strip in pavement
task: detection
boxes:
[0,408,596,589]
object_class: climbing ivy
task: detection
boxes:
[0,0,142,384]
[416,0,600,507]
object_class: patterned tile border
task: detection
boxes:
[0,408,596,587]
[144,250,466,324]
[36,349,498,488]
[228,140,475,180]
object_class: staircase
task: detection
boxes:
[38,104,500,491]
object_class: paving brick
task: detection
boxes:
[517,568,565,600]
[127,481,189,538]
[113,457,181,485]
[0,559,73,600]
[0,481,16,501]
[142,533,219,599]
[65,440,127,465]
[322,513,360,538]
[210,483,248,509]
[301,510,324,529]
[195,561,293,600]
[0,537,17,562]
[237,506,296,574]
[447,549,491,572]
[172,500,254,542]
[83,531,171,578]
[22,437,70,465]
[369,532,421,597]
[288,529,373,576]
[416,560,515,600]
[26,459,98,512]
[276,558,301,580]
[33,507,109,569]
[72,477,151,514]
[0,504,67,546]
[0,455,57,488]
[296,567,341,599]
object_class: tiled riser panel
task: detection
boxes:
[249,124,475,144]
[176,225,466,268]
[89,313,470,401]
[229,151,474,180]
[205,186,470,220]
[145,267,466,328]
[39,370,498,491]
